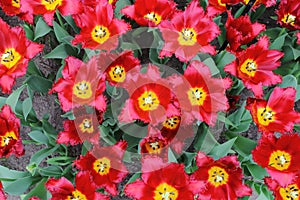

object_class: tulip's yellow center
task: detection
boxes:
[67,190,87,200]
[269,150,291,171]
[145,140,163,154]
[282,14,296,26]
[154,183,178,200]
[79,118,94,134]
[0,131,17,147]
[244,0,250,4]
[187,87,207,106]
[1,48,21,69]
[240,59,257,77]
[108,65,126,82]
[138,91,160,111]
[163,116,180,130]
[93,157,111,175]
[280,184,299,200]
[41,0,62,11]
[73,81,93,99]
[218,0,226,6]
[208,166,229,187]
[144,12,162,25]
[91,25,110,44]
[108,0,114,4]
[257,107,275,126]
[178,28,197,46]
[12,0,20,8]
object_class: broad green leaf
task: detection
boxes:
[30,145,60,166]
[180,152,197,167]
[46,156,74,166]
[53,21,71,43]
[28,130,49,145]
[209,137,237,160]
[226,131,257,157]
[38,166,63,177]
[234,5,246,18]
[203,57,220,76]
[168,148,178,163]
[26,61,42,76]
[247,164,268,180]
[114,0,132,19]
[250,5,266,21]
[21,178,49,200]
[22,98,32,120]
[3,176,39,195]
[269,33,288,50]
[43,44,69,59]
[63,15,80,33]
[0,166,29,181]
[291,47,300,60]
[193,123,219,153]
[262,27,282,40]
[279,74,297,88]
[26,75,53,93]
[227,101,252,133]
[296,85,300,101]
[214,51,235,72]
[126,173,141,184]
[6,85,25,112]
[34,17,52,40]
[23,23,34,41]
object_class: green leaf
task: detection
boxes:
[0,166,29,181]
[22,98,32,120]
[30,145,60,166]
[279,74,297,88]
[262,27,282,40]
[247,164,268,180]
[226,132,257,157]
[114,0,132,19]
[38,166,63,177]
[28,130,49,145]
[43,43,69,59]
[126,173,141,184]
[63,15,80,33]
[34,17,52,40]
[234,5,246,18]
[21,178,50,200]
[209,137,237,160]
[26,61,42,76]
[168,148,178,163]
[6,85,25,112]
[26,75,53,93]
[269,33,288,50]
[203,57,220,76]
[296,85,300,101]
[53,21,72,43]
[23,23,34,41]
[214,51,235,73]
[193,123,219,153]
[3,176,39,195]
[226,101,252,133]
[46,156,74,166]
[291,47,300,59]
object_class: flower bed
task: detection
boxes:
[0,0,299,199]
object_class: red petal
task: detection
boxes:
[58,0,82,16]
[45,177,74,195]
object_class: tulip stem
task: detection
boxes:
[55,10,66,29]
